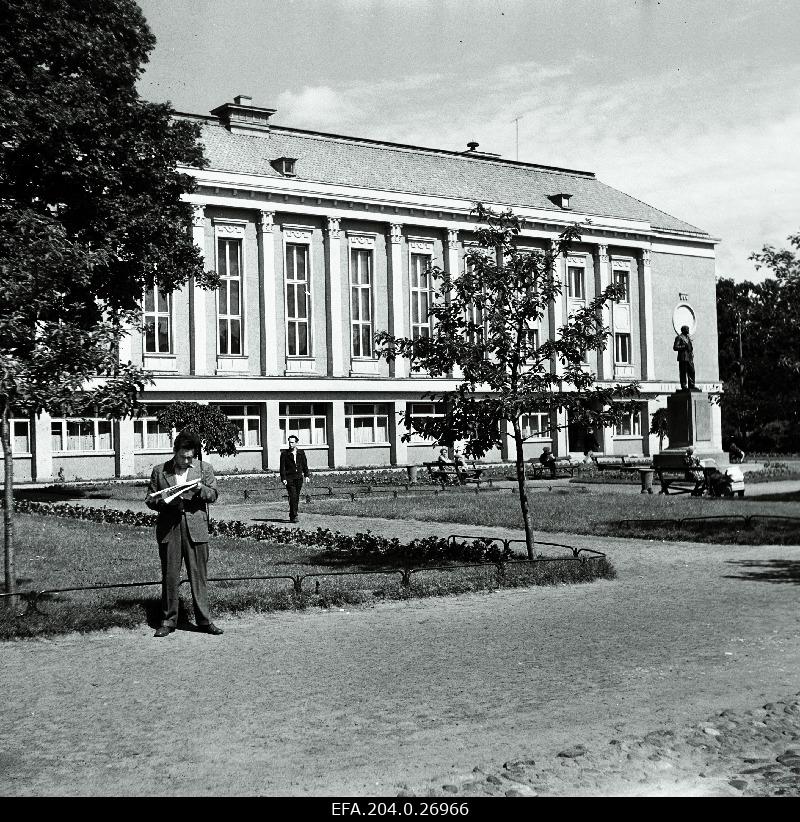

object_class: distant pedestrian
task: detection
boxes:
[145,430,223,638]
[280,434,311,523]
[539,446,557,478]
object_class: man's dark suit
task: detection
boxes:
[279,447,310,521]
[145,459,218,628]
[673,332,696,390]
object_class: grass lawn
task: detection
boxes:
[304,485,800,545]
[0,513,614,639]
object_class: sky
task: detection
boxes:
[136,0,800,282]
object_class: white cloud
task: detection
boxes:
[276,85,362,130]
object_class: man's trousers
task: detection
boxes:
[679,360,696,390]
[158,514,212,628]
[286,476,304,519]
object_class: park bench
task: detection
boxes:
[652,453,708,496]
[527,457,575,480]
[423,461,485,488]
[591,454,653,472]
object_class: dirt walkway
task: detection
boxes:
[2,498,800,796]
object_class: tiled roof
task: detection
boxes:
[193,118,707,236]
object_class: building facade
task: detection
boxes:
[12,95,721,482]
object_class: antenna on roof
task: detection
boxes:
[511,115,523,161]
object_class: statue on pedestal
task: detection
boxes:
[673,325,699,391]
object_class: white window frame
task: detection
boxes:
[566,258,586,301]
[406,401,444,444]
[612,268,630,303]
[214,221,247,357]
[409,240,435,340]
[8,417,31,455]
[133,406,173,453]
[348,234,375,359]
[279,402,327,445]
[345,403,390,445]
[614,407,642,437]
[283,226,314,358]
[615,332,632,364]
[520,412,551,440]
[213,403,261,448]
[51,416,114,454]
[143,283,172,354]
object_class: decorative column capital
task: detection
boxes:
[446,228,459,250]
[191,204,206,228]
[258,210,275,234]
[326,216,341,239]
[641,247,652,266]
[388,223,403,245]
[596,244,609,264]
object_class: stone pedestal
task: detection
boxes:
[666,390,713,451]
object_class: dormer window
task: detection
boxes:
[549,193,573,210]
[272,157,297,177]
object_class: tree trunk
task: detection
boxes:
[511,418,535,560]
[1,411,16,607]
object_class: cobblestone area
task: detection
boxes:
[399,694,800,797]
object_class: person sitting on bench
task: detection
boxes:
[539,446,557,478]
[728,440,745,464]
[436,448,460,485]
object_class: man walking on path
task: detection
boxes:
[145,430,223,637]
[673,324,698,391]
[280,434,312,523]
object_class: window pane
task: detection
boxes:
[361,326,372,357]
[157,317,170,352]
[351,287,361,321]
[157,290,169,313]
[352,325,361,357]
[217,239,228,277]
[314,418,326,444]
[219,321,228,355]
[230,320,241,355]
[230,280,240,316]
[229,241,240,278]
[246,419,260,446]
[360,289,371,321]
[224,405,245,417]
[144,287,155,312]
[13,421,29,452]
[51,423,63,452]
[376,417,388,442]
[297,322,308,356]
[219,282,228,315]
[145,320,156,353]
[295,246,307,279]
[295,283,307,319]
[287,284,296,318]
[97,421,113,450]
[133,421,144,451]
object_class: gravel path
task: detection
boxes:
[2,493,800,796]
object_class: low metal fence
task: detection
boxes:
[241,481,504,503]
[0,531,606,617]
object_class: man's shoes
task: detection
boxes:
[198,623,224,635]
[153,625,174,638]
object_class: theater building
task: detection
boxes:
[13,96,722,482]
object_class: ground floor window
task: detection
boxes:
[7,418,31,453]
[279,403,327,445]
[520,412,550,439]
[614,407,642,437]
[51,417,113,452]
[133,406,172,452]
[406,402,444,443]
[214,404,261,447]
[345,403,389,444]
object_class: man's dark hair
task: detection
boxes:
[287,434,299,443]
[173,429,200,454]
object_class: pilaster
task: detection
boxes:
[554,408,569,457]
[190,204,208,376]
[325,217,345,376]
[330,400,347,468]
[445,228,462,380]
[32,411,53,482]
[264,400,282,471]
[387,223,407,378]
[115,418,135,477]
[638,246,655,380]
[595,244,613,380]
[257,210,278,376]
[389,402,408,466]
[548,240,566,379]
